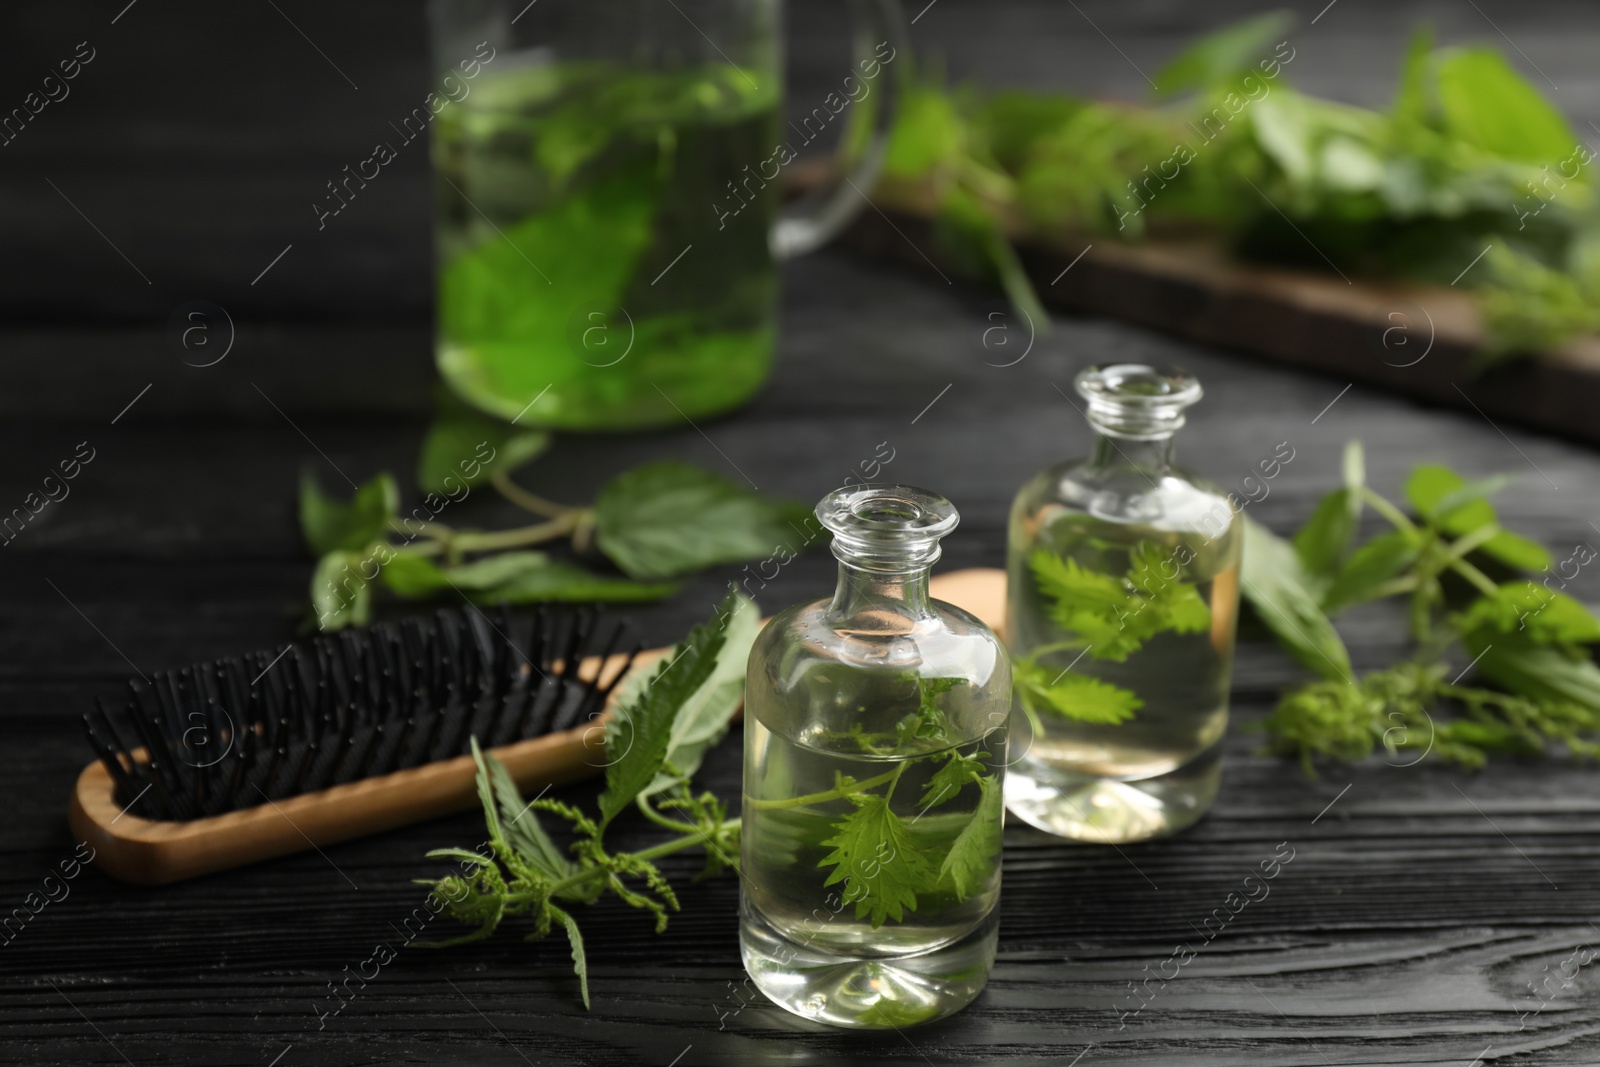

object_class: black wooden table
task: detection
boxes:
[6,249,1600,1066]
[4,2,1599,1065]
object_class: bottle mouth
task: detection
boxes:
[1075,363,1202,441]
[816,484,958,571]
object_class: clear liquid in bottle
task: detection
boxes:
[1004,364,1241,844]
[740,485,1010,1028]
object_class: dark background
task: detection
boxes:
[3,2,1599,1065]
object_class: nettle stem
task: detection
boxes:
[1362,487,1501,600]
[1361,487,1418,534]
[453,512,582,552]
[501,821,743,904]
[491,469,585,519]
[388,513,582,560]
[747,765,906,811]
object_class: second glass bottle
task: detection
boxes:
[1004,364,1242,844]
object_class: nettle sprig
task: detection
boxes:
[879,17,1600,361]
[413,590,757,1007]
[1243,441,1600,771]
[1016,541,1213,731]
[300,392,814,630]
[762,677,1004,929]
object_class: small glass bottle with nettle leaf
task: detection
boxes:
[740,485,1010,1029]
[1005,364,1241,844]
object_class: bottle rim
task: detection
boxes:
[816,483,958,569]
[1075,362,1202,440]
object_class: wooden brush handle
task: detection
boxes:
[69,568,1007,885]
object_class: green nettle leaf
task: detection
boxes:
[476,742,578,882]
[375,554,445,597]
[1031,543,1210,664]
[938,776,1003,899]
[593,461,817,581]
[1404,464,1470,520]
[598,589,741,828]
[380,550,676,604]
[1152,10,1293,97]
[550,907,590,1010]
[1405,465,1551,571]
[1240,515,1353,681]
[1390,27,1433,130]
[1129,548,1212,635]
[1475,529,1553,573]
[605,592,759,798]
[1321,530,1420,613]
[1031,549,1126,616]
[311,549,373,631]
[418,389,551,494]
[1433,46,1577,164]
[1457,582,1600,646]
[895,677,967,747]
[1029,549,1138,657]
[974,91,1087,173]
[1016,660,1142,724]
[1293,442,1365,585]
[1463,628,1600,713]
[920,751,989,810]
[1432,475,1514,521]
[471,738,511,852]
[1295,489,1359,578]
[818,793,932,927]
[437,172,657,424]
[855,997,947,1028]
[300,472,399,557]
[883,83,969,179]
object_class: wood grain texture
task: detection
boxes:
[4,1,1600,1064]
[4,249,1599,1067]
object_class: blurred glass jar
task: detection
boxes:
[427,0,908,430]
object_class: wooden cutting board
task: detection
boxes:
[819,172,1600,446]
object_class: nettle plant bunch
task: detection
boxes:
[1242,441,1600,771]
[415,591,757,1007]
[879,12,1600,360]
[300,394,818,629]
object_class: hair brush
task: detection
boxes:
[67,568,1007,886]
[70,604,652,885]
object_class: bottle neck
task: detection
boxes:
[827,559,935,626]
[1092,429,1175,477]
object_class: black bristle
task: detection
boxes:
[439,682,475,758]
[85,704,138,802]
[223,741,253,810]
[80,604,639,822]
[551,613,635,734]
[259,744,288,799]
[351,721,383,780]
[141,756,179,820]
[412,683,444,764]
[377,713,416,777]
[483,672,524,747]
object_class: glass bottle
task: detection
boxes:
[1004,364,1241,844]
[740,485,1010,1029]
